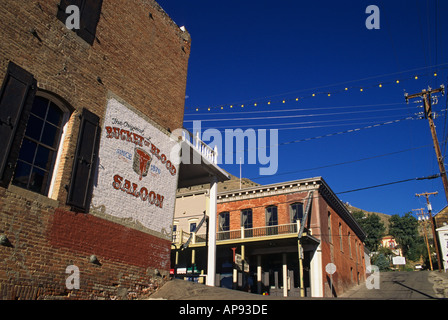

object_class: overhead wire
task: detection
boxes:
[213,116,417,155]
[248,141,440,181]
[336,174,440,195]
[214,173,441,210]
[185,102,407,117]
[187,113,415,130]
[184,106,413,123]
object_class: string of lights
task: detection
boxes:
[185,65,448,113]
[184,106,412,123]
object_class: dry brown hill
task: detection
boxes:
[346,204,392,231]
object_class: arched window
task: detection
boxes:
[12,94,69,196]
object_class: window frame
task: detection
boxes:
[265,205,278,236]
[290,202,303,224]
[219,211,230,232]
[11,91,70,198]
[339,222,343,252]
[265,205,278,226]
[241,208,253,229]
[241,208,253,238]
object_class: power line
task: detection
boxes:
[185,102,407,117]
[248,142,437,181]
[209,174,440,212]
[207,116,416,155]
[184,106,412,123]
[186,114,419,132]
[336,174,440,195]
[262,117,415,149]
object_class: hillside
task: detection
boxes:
[346,204,392,231]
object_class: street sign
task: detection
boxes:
[325,263,337,275]
[392,256,406,265]
[234,254,249,272]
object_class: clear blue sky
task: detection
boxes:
[157,0,448,216]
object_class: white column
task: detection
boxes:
[282,253,288,297]
[206,176,218,286]
[257,255,262,294]
[310,244,323,297]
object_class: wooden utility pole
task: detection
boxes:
[406,86,448,203]
[412,208,433,270]
[415,192,442,271]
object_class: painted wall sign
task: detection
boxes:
[91,98,179,239]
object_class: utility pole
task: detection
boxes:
[415,192,442,271]
[406,86,448,203]
[412,208,433,271]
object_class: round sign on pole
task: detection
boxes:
[325,263,337,275]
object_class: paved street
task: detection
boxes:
[340,271,445,300]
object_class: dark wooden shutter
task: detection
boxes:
[57,0,103,46]
[67,108,101,212]
[0,62,37,187]
[78,0,103,45]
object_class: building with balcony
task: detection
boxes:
[172,176,368,298]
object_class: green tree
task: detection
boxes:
[388,212,422,261]
[353,210,385,252]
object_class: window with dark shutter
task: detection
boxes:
[57,0,103,45]
[0,62,37,187]
[66,108,101,212]
[12,96,66,195]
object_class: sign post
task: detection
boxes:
[325,263,336,297]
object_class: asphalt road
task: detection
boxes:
[148,271,447,300]
[340,271,441,300]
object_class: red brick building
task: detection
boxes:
[0,0,204,299]
[173,177,368,297]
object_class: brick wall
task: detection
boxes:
[0,0,190,299]
[217,192,309,229]
[317,196,366,296]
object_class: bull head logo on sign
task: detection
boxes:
[133,147,152,180]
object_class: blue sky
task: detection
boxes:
[157,0,448,216]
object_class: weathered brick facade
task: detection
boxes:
[0,0,190,299]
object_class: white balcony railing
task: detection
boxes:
[182,129,218,165]
[217,223,298,241]
[172,222,299,246]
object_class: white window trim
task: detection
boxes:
[33,91,70,200]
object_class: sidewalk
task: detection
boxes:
[429,271,448,298]
[147,279,300,300]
